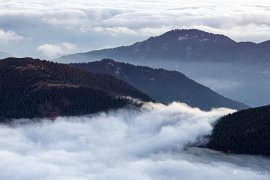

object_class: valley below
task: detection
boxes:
[1,102,269,180]
[136,60,270,107]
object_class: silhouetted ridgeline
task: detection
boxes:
[61,29,270,64]
[70,59,249,110]
[0,57,152,122]
[58,29,270,108]
[207,105,270,156]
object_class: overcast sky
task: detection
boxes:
[1,0,270,59]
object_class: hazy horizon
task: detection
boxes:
[1,0,270,59]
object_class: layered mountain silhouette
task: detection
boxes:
[61,29,270,107]
[0,57,151,121]
[70,59,249,110]
[207,104,270,156]
[61,29,270,64]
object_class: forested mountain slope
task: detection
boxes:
[207,105,270,156]
[71,59,249,110]
[0,57,151,121]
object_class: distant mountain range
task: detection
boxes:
[60,29,270,107]
[71,59,248,110]
[207,104,270,156]
[0,58,151,121]
[60,29,270,64]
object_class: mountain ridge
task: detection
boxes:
[207,104,270,156]
[0,57,152,121]
[60,29,270,64]
[70,59,249,110]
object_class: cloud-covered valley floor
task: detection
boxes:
[0,102,269,180]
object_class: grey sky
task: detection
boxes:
[1,0,270,59]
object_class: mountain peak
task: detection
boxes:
[60,28,269,64]
[152,29,235,43]
[98,58,116,64]
[163,29,210,36]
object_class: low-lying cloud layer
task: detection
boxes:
[37,42,77,58]
[0,0,270,58]
[0,29,23,43]
[0,102,269,180]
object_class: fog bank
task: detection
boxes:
[0,102,269,180]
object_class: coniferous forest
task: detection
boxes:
[0,57,151,121]
[207,105,270,156]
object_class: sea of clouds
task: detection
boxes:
[1,0,270,58]
[0,102,269,180]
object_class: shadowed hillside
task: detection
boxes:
[207,105,270,156]
[71,59,249,110]
[0,57,151,121]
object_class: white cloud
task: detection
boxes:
[1,0,270,57]
[0,102,269,179]
[37,42,77,59]
[0,29,23,42]
[199,78,242,91]
[93,27,137,36]
[91,26,172,37]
